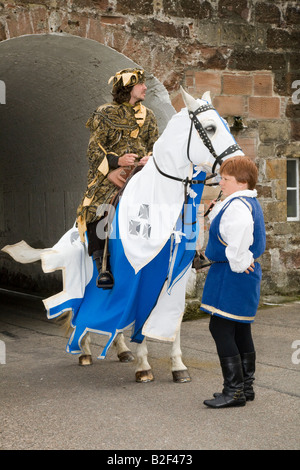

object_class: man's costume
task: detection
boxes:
[76,69,158,288]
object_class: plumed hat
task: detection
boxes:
[108,68,145,89]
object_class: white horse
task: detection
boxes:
[2,87,244,383]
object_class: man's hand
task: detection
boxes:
[118,153,138,167]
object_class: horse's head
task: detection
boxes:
[180,87,244,174]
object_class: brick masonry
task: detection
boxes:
[0,0,299,298]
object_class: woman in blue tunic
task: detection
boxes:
[201,156,266,408]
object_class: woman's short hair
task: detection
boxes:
[220,156,258,190]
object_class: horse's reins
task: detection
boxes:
[153,156,216,187]
[203,190,223,217]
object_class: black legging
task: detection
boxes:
[209,315,255,358]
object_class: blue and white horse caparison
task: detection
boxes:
[2,87,244,383]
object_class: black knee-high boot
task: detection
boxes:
[241,351,256,401]
[213,351,256,401]
[204,355,246,408]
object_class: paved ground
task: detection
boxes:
[0,289,299,451]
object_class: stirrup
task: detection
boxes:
[96,270,114,290]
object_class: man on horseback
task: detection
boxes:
[76,68,159,289]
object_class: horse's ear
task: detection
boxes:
[180,86,199,112]
[201,91,212,104]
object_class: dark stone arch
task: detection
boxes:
[0,33,175,294]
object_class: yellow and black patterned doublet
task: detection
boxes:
[77,101,158,230]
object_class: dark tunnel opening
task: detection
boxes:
[0,33,175,295]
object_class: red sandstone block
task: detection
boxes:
[6,11,33,37]
[235,137,256,160]
[248,96,280,118]
[223,73,253,95]
[171,93,185,112]
[28,6,48,33]
[194,71,222,94]
[213,95,245,116]
[88,17,105,43]
[253,73,273,96]
[185,75,194,88]
[100,16,126,25]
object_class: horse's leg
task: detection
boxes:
[55,310,92,366]
[171,327,191,383]
[113,333,134,362]
[79,332,93,366]
[135,338,154,383]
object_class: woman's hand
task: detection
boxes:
[244,262,255,274]
[138,155,150,166]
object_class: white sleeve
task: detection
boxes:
[219,200,254,273]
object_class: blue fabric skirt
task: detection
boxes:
[200,261,262,323]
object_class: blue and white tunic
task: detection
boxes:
[200,190,266,323]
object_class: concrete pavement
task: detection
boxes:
[0,289,299,451]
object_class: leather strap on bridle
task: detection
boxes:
[153,103,241,205]
[153,157,218,206]
[153,156,207,187]
[187,105,242,173]
[203,190,223,217]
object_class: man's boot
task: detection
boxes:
[92,250,114,290]
[204,355,246,408]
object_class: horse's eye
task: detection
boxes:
[204,125,216,137]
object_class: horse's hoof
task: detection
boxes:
[135,370,154,383]
[118,350,134,362]
[172,370,191,383]
[79,354,93,366]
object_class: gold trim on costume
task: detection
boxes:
[239,197,253,212]
[108,68,145,87]
[201,303,254,322]
[97,141,107,155]
[76,216,86,243]
[130,128,139,138]
[133,103,147,127]
[97,155,109,176]
[217,234,228,246]
[130,103,147,137]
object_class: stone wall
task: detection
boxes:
[0,0,299,298]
